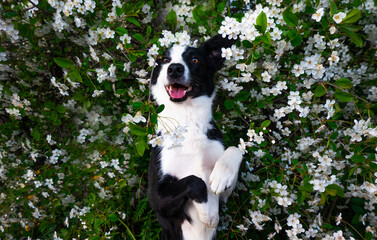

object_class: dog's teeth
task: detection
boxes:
[187,86,192,91]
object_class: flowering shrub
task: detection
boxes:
[1,0,377,239]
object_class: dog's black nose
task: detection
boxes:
[168,64,184,78]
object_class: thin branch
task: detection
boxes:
[324,82,371,105]
[27,1,52,16]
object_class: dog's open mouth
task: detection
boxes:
[165,84,192,101]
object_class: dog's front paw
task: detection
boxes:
[195,201,219,229]
[198,210,219,229]
[209,146,242,195]
[209,161,236,195]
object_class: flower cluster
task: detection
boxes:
[344,119,377,142]
[149,125,188,149]
[166,0,195,27]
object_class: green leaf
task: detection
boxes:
[297,191,305,206]
[115,6,123,16]
[156,104,165,114]
[329,0,338,16]
[108,213,118,222]
[314,85,326,97]
[341,9,361,24]
[303,179,314,192]
[224,99,233,110]
[116,89,126,95]
[256,11,267,34]
[56,105,66,113]
[261,120,271,128]
[39,221,57,233]
[261,32,271,45]
[351,154,366,163]
[325,184,344,197]
[319,192,327,205]
[83,99,91,110]
[115,27,128,36]
[130,50,146,57]
[192,5,207,26]
[291,34,303,47]
[132,101,143,109]
[217,0,226,13]
[352,204,365,214]
[283,7,298,27]
[69,69,82,82]
[51,111,58,122]
[370,162,377,170]
[151,113,158,124]
[135,1,145,12]
[252,50,261,60]
[287,29,297,40]
[125,17,141,27]
[242,40,253,48]
[325,187,337,196]
[334,91,354,102]
[366,232,373,240]
[350,34,363,47]
[351,197,365,206]
[136,141,145,156]
[235,91,251,101]
[330,131,339,140]
[335,78,353,89]
[129,53,137,62]
[18,24,36,47]
[129,124,147,136]
[351,0,362,7]
[133,33,144,42]
[349,33,363,47]
[94,218,104,231]
[322,223,334,230]
[146,26,152,35]
[4,11,18,18]
[349,166,358,177]
[31,130,41,141]
[339,24,363,32]
[166,10,177,31]
[45,101,56,109]
[53,57,74,69]
[328,121,337,129]
[339,25,363,47]
[122,3,133,14]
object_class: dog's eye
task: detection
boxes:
[192,58,199,63]
[162,58,171,63]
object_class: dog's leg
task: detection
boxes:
[154,175,208,215]
[209,146,243,199]
[192,191,219,228]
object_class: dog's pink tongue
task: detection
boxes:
[170,86,186,99]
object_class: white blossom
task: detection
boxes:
[312,8,324,22]
[333,12,347,24]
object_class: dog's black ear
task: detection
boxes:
[201,34,236,71]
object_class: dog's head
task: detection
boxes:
[151,35,234,104]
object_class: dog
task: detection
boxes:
[148,34,243,240]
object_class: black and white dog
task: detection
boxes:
[148,35,243,240]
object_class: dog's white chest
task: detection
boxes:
[157,95,225,180]
[160,133,224,181]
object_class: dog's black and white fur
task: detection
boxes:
[148,35,243,240]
